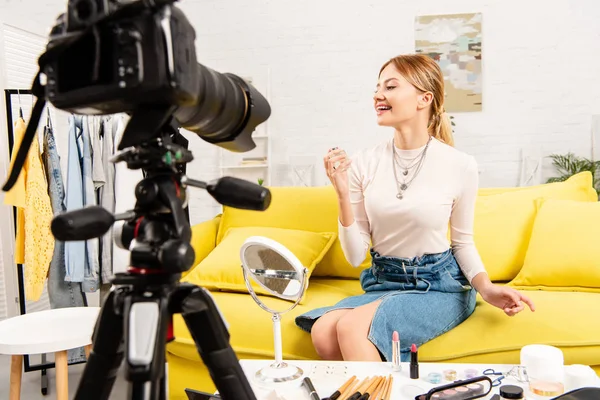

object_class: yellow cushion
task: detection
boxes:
[181,215,221,279]
[217,186,371,279]
[182,226,336,303]
[473,172,597,282]
[508,198,600,292]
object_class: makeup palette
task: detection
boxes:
[415,376,493,400]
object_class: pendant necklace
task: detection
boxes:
[395,152,423,177]
[392,137,431,199]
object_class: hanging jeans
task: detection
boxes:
[43,123,88,363]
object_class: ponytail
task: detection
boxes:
[429,110,454,147]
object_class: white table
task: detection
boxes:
[239,359,600,400]
[0,307,100,400]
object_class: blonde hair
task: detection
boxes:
[379,54,454,147]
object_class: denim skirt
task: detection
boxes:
[295,248,477,362]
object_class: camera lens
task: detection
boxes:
[177,64,246,140]
[174,63,271,153]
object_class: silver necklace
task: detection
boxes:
[393,139,430,175]
[392,137,431,199]
[394,153,422,176]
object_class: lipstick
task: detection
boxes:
[392,331,401,372]
[410,343,419,379]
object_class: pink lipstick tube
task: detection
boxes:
[392,331,401,372]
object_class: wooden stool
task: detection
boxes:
[0,307,100,400]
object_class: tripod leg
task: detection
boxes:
[171,283,257,400]
[123,288,171,400]
[74,289,125,400]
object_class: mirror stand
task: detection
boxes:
[241,266,307,383]
[255,312,303,383]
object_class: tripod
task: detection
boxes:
[64,114,264,400]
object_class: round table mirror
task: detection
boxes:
[240,236,308,384]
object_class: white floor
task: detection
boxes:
[0,354,128,399]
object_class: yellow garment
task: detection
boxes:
[3,118,54,301]
[3,118,27,264]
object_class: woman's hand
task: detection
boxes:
[480,284,536,317]
[324,147,352,197]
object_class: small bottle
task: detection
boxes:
[499,385,524,400]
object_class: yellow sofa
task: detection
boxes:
[166,172,600,399]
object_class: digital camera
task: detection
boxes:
[42,0,270,151]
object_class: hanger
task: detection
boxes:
[43,108,52,142]
[46,108,52,130]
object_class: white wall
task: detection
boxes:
[179,0,600,188]
[0,0,599,229]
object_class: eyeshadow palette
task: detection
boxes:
[415,376,492,400]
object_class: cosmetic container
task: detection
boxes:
[499,384,524,400]
[521,344,565,397]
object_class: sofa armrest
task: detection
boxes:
[182,214,221,279]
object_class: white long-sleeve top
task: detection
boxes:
[339,137,487,284]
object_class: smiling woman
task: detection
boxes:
[375,55,454,147]
[294,53,535,364]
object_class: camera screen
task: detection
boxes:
[56,29,115,93]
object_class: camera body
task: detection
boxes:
[33,0,270,153]
[45,0,199,115]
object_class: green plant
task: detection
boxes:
[546,152,600,191]
[257,178,264,186]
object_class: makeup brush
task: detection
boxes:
[345,376,374,400]
[380,376,393,400]
[374,376,389,400]
[358,376,383,400]
[339,376,366,400]
[368,376,386,400]
[356,376,384,400]
[383,375,393,400]
[326,375,357,400]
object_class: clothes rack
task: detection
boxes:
[3,89,87,395]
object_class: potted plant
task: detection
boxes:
[257,178,264,186]
[546,152,600,195]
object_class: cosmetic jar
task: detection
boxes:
[499,384,524,399]
[444,369,457,381]
[529,380,565,397]
[521,344,565,397]
[463,368,478,379]
[426,372,442,384]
